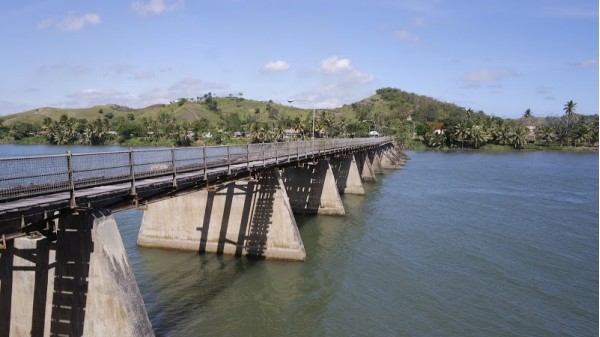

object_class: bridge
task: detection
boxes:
[0,137,408,337]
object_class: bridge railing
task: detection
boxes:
[0,137,392,202]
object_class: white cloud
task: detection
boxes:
[288,56,377,109]
[576,59,598,68]
[36,18,54,30]
[541,5,598,18]
[464,69,517,82]
[319,56,353,74]
[37,63,90,76]
[61,13,101,31]
[67,88,125,101]
[132,0,184,15]
[106,64,136,75]
[38,12,101,32]
[169,77,228,94]
[318,55,375,86]
[395,30,421,42]
[263,60,290,71]
[105,64,156,80]
[0,99,35,116]
[59,78,229,109]
[345,71,375,85]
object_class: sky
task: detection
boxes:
[0,0,597,119]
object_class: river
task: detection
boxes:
[1,145,598,336]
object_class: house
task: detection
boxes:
[284,129,301,140]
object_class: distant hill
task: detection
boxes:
[1,88,469,127]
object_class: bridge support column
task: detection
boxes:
[370,150,384,175]
[138,169,306,261]
[329,155,365,195]
[379,146,404,169]
[280,159,346,215]
[0,211,153,337]
[356,151,377,182]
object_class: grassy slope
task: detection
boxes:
[1,98,329,126]
[1,88,477,126]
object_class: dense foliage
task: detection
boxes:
[0,88,597,150]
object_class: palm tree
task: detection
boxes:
[496,125,512,145]
[535,125,556,144]
[84,118,107,145]
[454,121,470,148]
[511,127,527,149]
[563,100,578,144]
[563,100,577,117]
[465,108,473,121]
[470,125,488,149]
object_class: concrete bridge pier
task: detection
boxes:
[280,159,346,215]
[355,151,377,182]
[329,155,365,195]
[138,168,306,261]
[379,146,405,169]
[369,150,385,175]
[0,210,153,337]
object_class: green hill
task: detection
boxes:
[1,87,595,149]
[1,88,468,127]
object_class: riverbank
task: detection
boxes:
[1,136,597,153]
[401,142,598,152]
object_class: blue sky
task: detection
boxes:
[0,0,597,118]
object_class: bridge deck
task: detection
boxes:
[0,137,393,216]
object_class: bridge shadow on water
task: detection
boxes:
[0,213,93,337]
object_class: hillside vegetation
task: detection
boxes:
[0,88,597,149]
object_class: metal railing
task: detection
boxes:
[0,137,392,203]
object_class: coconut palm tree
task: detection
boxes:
[470,125,488,149]
[454,121,470,148]
[511,127,527,149]
[535,125,556,144]
[84,118,107,145]
[496,125,512,145]
[563,100,577,117]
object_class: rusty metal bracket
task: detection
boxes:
[135,199,148,211]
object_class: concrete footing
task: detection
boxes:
[356,152,378,182]
[280,160,346,215]
[329,155,365,195]
[380,146,405,169]
[0,211,153,337]
[138,169,306,261]
[370,151,384,175]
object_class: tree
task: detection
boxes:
[535,125,556,144]
[563,100,577,117]
[470,125,488,149]
[455,121,470,148]
[203,92,218,112]
[84,118,107,145]
[511,127,527,149]
[10,122,37,140]
[496,125,512,145]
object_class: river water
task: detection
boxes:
[1,145,598,336]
